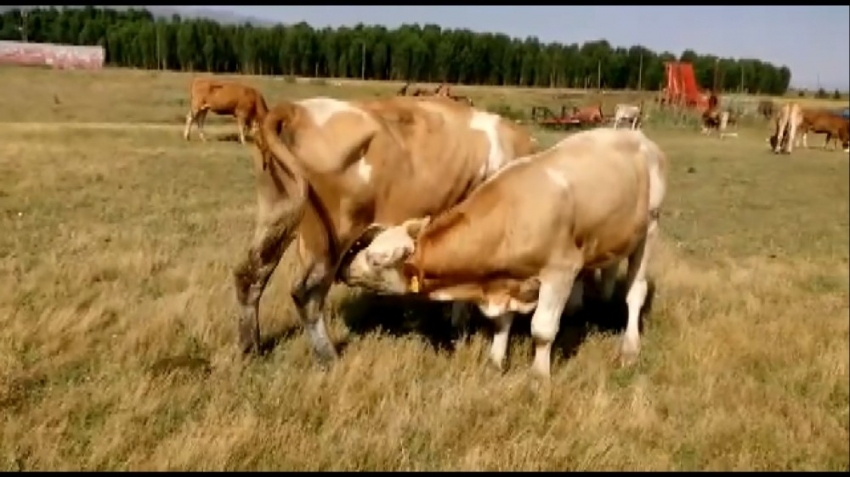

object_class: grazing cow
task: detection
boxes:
[770,102,804,154]
[770,103,850,153]
[757,99,776,120]
[572,104,605,125]
[235,96,538,362]
[184,77,269,145]
[797,109,850,152]
[701,109,738,139]
[347,128,668,378]
[612,103,643,130]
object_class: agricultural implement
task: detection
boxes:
[660,61,709,111]
[530,105,584,130]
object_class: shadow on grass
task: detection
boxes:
[214,132,254,144]
[338,276,657,361]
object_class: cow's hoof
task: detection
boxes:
[311,346,340,370]
[484,358,507,377]
[618,348,640,368]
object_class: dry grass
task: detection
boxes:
[0,66,848,471]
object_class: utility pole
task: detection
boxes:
[20,10,28,43]
[361,42,366,80]
[740,68,744,94]
[597,59,602,90]
[637,53,643,91]
[156,25,162,70]
[712,57,719,93]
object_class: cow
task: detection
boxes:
[612,103,643,130]
[796,109,850,152]
[572,104,605,125]
[183,77,269,145]
[757,99,776,120]
[234,96,538,363]
[701,109,738,139]
[345,127,668,378]
[770,103,850,154]
[770,102,804,154]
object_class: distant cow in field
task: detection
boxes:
[770,103,850,153]
[757,99,776,120]
[612,103,643,130]
[572,104,604,124]
[184,77,269,145]
[797,109,850,152]
[348,128,668,377]
[235,96,537,362]
[701,108,738,139]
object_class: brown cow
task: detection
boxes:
[184,77,269,145]
[770,103,850,153]
[572,104,604,124]
[757,99,776,120]
[235,96,537,362]
[797,109,850,152]
[348,128,668,378]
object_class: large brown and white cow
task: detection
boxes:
[771,103,850,154]
[235,96,537,363]
[770,102,804,154]
[184,77,269,145]
[797,109,850,152]
[345,128,668,378]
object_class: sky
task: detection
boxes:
[194,6,849,91]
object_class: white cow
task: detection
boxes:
[347,128,669,378]
[612,103,643,130]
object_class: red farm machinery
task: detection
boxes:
[660,61,710,111]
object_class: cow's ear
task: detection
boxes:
[402,216,431,238]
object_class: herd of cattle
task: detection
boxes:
[179,77,845,378]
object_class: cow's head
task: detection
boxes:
[336,217,431,295]
[364,216,431,269]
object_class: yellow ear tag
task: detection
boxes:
[409,276,420,293]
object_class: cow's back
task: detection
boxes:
[358,97,524,224]
[425,128,654,275]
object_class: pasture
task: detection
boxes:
[0,66,848,471]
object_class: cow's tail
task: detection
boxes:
[256,102,309,223]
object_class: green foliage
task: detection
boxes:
[0,7,793,94]
[815,88,828,99]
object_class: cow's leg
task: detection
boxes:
[488,312,514,372]
[450,302,473,343]
[232,209,299,354]
[619,222,656,367]
[785,123,799,154]
[612,118,620,129]
[823,133,832,150]
[236,115,248,145]
[529,269,577,378]
[599,262,619,303]
[183,109,198,141]
[196,110,210,142]
[565,270,591,315]
[290,257,339,366]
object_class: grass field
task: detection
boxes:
[0,66,848,471]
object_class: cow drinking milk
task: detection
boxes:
[346,127,668,378]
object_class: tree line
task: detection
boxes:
[0,6,794,95]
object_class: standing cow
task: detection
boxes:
[184,77,269,145]
[235,96,537,363]
[347,128,668,377]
